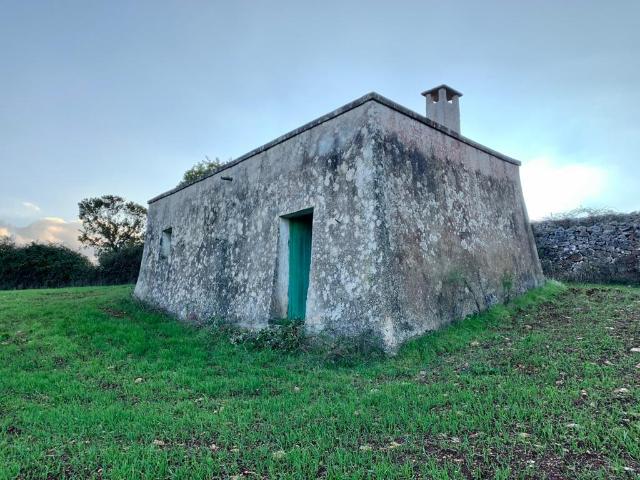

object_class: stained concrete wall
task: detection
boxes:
[364,103,544,348]
[135,101,387,334]
[135,94,543,351]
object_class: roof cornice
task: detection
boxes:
[148,92,520,204]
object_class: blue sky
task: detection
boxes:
[1,0,638,249]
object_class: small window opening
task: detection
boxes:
[160,227,172,259]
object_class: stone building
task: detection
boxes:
[135,85,544,351]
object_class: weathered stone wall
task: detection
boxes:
[532,214,640,284]
[365,103,544,347]
[136,102,383,334]
[135,93,543,351]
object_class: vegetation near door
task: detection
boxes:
[287,214,313,320]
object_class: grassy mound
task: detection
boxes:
[1,282,639,478]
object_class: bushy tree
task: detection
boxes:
[78,195,147,255]
[178,156,228,187]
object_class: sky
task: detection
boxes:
[1,0,638,253]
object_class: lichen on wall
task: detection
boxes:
[358,102,544,349]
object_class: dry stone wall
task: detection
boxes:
[532,213,640,284]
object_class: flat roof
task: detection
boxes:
[149,92,520,204]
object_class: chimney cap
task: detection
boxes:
[421,84,463,99]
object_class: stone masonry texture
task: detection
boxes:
[532,213,640,284]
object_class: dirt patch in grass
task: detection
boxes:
[98,381,120,390]
[6,425,22,436]
[410,434,621,479]
[100,307,127,318]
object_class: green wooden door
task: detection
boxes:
[287,215,313,320]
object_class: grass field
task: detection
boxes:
[1,283,639,479]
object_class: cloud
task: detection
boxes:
[0,199,47,224]
[0,217,94,258]
[520,156,609,220]
[21,201,41,212]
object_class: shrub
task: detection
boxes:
[222,319,386,365]
[0,239,94,289]
[96,244,144,285]
[229,320,307,353]
[0,237,145,290]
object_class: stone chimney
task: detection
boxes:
[421,84,463,133]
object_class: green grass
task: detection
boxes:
[1,282,639,479]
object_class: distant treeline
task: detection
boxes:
[0,239,143,290]
[0,166,222,291]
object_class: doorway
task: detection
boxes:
[286,212,313,320]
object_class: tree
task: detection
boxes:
[178,156,228,187]
[78,195,147,255]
